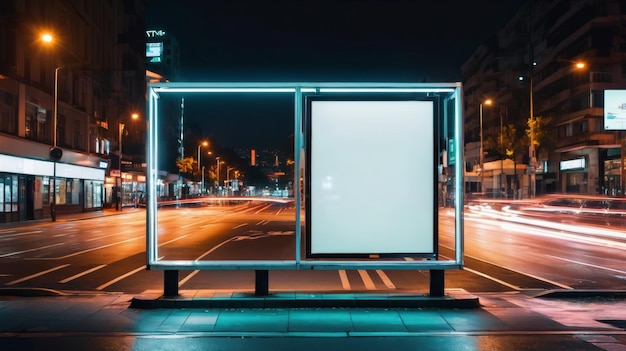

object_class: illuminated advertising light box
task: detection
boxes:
[305,97,437,257]
[146,42,163,60]
[604,90,626,130]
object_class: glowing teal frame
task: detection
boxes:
[147,82,464,270]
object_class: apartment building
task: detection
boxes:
[0,0,145,222]
[462,0,626,197]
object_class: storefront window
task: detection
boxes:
[0,174,17,213]
[0,176,5,212]
[84,180,103,209]
[57,179,66,205]
[42,176,50,205]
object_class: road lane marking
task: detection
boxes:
[59,265,107,283]
[547,255,626,275]
[25,237,142,260]
[358,270,376,290]
[6,264,71,285]
[195,238,237,260]
[85,232,129,241]
[0,243,65,258]
[462,267,524,291]
[232,223,248,229]
[179,270,200,287]
[338,270,351,290]
[440,244,573,290]
[0,230,42,238]
[255,205,272,214]
[376,270,396,289]
[159,234,190,246]
[275,208,282,215]
[96,265,146,290]
[256,220,270,225]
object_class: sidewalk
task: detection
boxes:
[1,289,626,350]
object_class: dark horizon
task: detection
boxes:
[146,0,526,149]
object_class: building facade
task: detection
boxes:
[0,0,145,222]
[462,0,626,198]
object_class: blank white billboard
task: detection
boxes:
[307,99,435,256]
[604,90,626,130]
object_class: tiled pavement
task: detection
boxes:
[1,289,626,350]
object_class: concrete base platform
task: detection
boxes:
[130,288,480,309]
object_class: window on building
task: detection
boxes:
[0,91,17,134]
[24,103,47,142]
[591,90,604,108]
[573,120,588,134]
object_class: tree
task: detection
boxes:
[484,123,528,195]
[526,116,554,157]
[176,157,195,174]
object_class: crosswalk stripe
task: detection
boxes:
[376,270,396,289]
[338,270,351,289]
[358,270,376,290]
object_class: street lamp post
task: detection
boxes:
[41,33,60,221]
[216,157,221,195]
[50,65,62,221]
[197,141,208,194]
[117,113,139,211]
[201,166,205,195]
[227,167,236,195]
[117,122,125,211]
[479,99,492,195]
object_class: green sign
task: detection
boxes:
[447,138,455,166]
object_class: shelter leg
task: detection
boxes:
[429,270,445,297]
[164,270,179,297]
[255,270,269,296]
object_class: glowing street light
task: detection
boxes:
[197,141,208,171]
[41,33,53,43]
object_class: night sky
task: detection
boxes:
[146,0,526,149]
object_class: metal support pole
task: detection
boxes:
[479,103,484,194]
[255,270,269,296]
[216,157,220,195]
[51,67,61,222]
[164,270,179,297]
[118,123,124,211]
[429,270,445,297]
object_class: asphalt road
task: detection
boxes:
[1,201,625,295]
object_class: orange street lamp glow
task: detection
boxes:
[575,62,586,69]
[41,33,53,43]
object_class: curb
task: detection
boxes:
[0,288,69,297]
[130,292,481,309]
[533,289,626,299]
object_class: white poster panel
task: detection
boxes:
[309,100,434,255]
[604,90,626,130]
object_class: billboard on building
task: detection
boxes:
[146,42,163,62]
[604,90,626,130]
